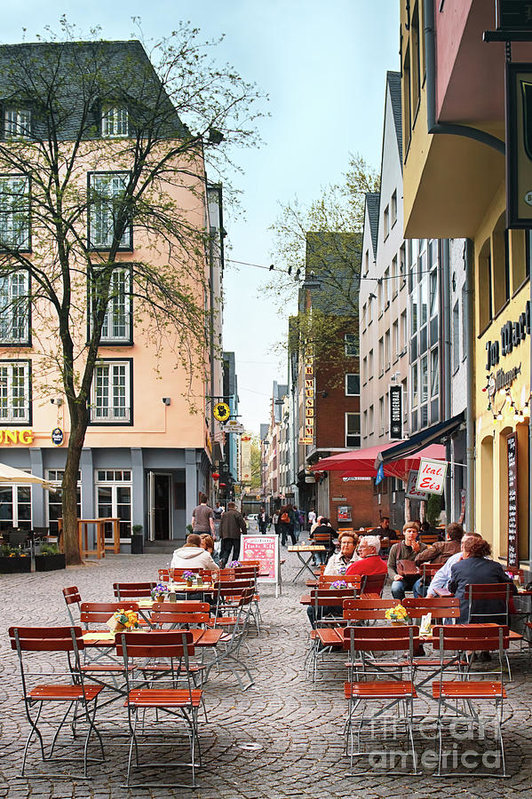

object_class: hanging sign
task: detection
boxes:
[51,427,64,446]
[299,349,315,445]
[213,402,231,422]
[389,385,402,439]
[406,469,429,501]
[506,63,532,227]
[415,458,447,496]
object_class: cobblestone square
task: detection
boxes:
[0,552,531,798]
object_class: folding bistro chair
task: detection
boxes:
[342,625,419,774]
[113,582,156,600]
[360,572,387,596]
[63,586,82,626]
[117,630,203,789]
[305,587,360,682]
[432,624,509,777]
[8,626,104,779]
[207,585,255,690]
[465,583,512,625]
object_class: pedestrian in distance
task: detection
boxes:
[258,506,270,534]
[191,492,215,537]
[219,501,247,567]
[279,504,297,546]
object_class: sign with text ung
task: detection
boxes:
[415,458,447,496]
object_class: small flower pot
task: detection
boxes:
[0,556,32,574]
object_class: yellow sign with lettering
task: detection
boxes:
[0,429,34,445]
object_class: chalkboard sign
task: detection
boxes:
[507,433,519,570]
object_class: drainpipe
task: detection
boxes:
[464,239,475,532]
[440,238,452,521]
[423,0,505,155]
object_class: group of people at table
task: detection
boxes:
[307,520,517,625]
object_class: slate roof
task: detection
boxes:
[0,40,186,141]
[365,192,380,255]
[387,70,402,163]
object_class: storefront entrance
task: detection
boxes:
[148,472,172,540]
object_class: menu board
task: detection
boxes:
[240,534,280,594]
[507,433,519,570]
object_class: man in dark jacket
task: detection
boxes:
[388,522,426,599]
[219,502,247,567]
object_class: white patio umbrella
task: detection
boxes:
[0,462,52,490]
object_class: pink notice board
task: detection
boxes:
[240,534,279,584]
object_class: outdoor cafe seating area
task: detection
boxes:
[299,565,528,778]
[8,562,263,789]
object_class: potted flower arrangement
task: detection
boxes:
[384,604,411,625]
[0,544,31,574]
[183,570,196,587]
[35,542,66,572]
[107,608,140,632]
[331,579,348,589]
[229,560,241,568]
[150,582,168,601]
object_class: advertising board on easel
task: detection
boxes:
[239,534,281,597]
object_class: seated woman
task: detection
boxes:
[200,533,220,566]
[170,533,219,571]
[448,536,516,623]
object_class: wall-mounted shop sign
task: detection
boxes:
[415,459,447,496]
[0,429,34,445]
[507,433,519,570]
[51,428,64,446]
[486,364,522,399]
[485,301,530,370]
[389,385,402,440]
[405,469,429,501]
[498,0,532,30]
[342,476,372,482]
[506,63,532,227]
[299,350,315,445]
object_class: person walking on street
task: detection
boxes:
[212,501,224,540]
[308,508,316,532]
[279,504,297,546]
[258,506,270,534]
[219,501,247,567]
[191,493,215,537]
[272,509,280,536]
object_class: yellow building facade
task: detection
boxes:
[400,0,532,569]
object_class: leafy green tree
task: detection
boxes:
[0,20,263,564]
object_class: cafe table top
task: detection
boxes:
[82,626,222,648]
[288,545,326,552]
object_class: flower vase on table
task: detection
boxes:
[384,604,411,625]
[183,571,196,588]
[151,582,168,601]
[107,609,140,633]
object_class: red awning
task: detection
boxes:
[311,442,446,482]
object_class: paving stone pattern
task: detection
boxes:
[0,550,531,798]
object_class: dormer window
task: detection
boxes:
[4,108,31,139]
[101,106,128,138]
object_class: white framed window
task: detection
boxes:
[431,347,439,398]
[0,271,29,343]
[95,469,132,540]
[0,484,31,531]
[90,360,131,423]
[345,374,360,396]
[0,360,30,422]
[383,205,390,238]
[344,333,358,357]
[421,355,428,403]
[0,175,30,250]
[46,470,82,536]
[89,172,131,249]
[391,190,397,227]
[101,106,129,138]
[4,108,31,139]
[91,265,132,342]
[411,362,418,408]
[345,412,360,447]
[453,301,460,373]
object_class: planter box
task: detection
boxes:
[0,556,32,574]
[35,553,66,572]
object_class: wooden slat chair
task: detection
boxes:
[8,625,104,779]
[432,625,509,777]
[311,531,334,565]
[116,630,203,788]
[305,587,360,682]
[360,572,387,596]
[63,586,82,625]
[113,582,156,600]
[465,583,512,625]
[342,625,419,774]
[230,566,261,632]
[318,574,362,588]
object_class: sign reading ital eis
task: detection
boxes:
[415,458,447,496]
[300,352,315,445]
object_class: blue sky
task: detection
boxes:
[2,0,400,433]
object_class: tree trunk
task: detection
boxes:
[62,403,88,566]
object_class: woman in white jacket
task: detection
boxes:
[170,533,219,571]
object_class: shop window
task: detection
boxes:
[95,471,132,539]
[0,484,31,531]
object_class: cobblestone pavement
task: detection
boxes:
[0,549,531,798]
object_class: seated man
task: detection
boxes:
[323,532,359,575]
[412,522,464,597]
[387,522,426,599]
[426,531,481,597]
[345,535,388,577]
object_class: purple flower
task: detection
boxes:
[183,571,196,581]
[229,560,240,568]
[331,580,348,590]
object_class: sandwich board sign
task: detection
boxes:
[239,534,281,597]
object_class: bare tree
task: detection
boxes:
[0,20,263,564]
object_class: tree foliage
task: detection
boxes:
[0,19,264,563]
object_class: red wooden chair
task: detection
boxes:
[116,630,203,788]
[8,625,104,779]
[342,625,419,774]
[113,582,156,599]
[432,624,509,776]
[62,585,82,625]
[360,572,387,596]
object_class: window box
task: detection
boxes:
[0,555,31,573]
[35,553,66,571]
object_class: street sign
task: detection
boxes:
[225,419,244,433]
[213,402,231,422]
